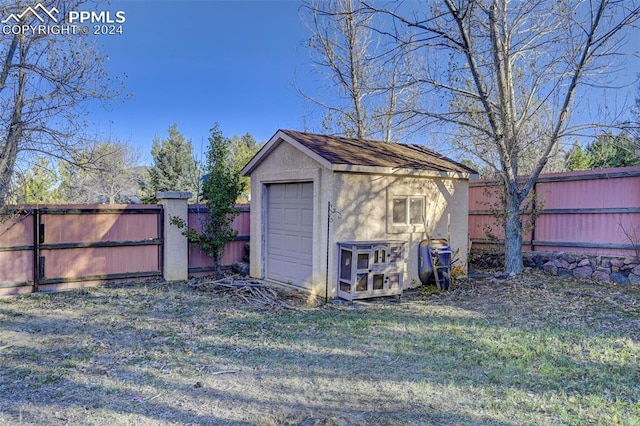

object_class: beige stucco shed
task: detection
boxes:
[241,129,476,299]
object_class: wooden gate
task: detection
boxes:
[0,205,163,295]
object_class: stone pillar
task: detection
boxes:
[157,191,191,281]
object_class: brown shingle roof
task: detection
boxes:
[280,129,476,174]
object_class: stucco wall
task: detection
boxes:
[248,140,470,298]
[248,142,333,295]
[330,172,469,290]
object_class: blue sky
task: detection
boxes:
[90,0,316,163]
[88,1,640,165]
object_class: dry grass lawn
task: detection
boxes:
[1,271,639,425]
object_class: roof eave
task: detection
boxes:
[241,129,333,176]
[331,164,473,179]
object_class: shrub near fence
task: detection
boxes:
[187,204,250,276]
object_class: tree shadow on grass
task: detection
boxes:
[0,282,638,425]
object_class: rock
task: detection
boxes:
[232,261,250,276]
[577,258,591,267]
[629,274,640,285]
[573,266,593,279]
[633,265,640,276]
[554,259,571,269]
[533,254,544,268]
[592,270,611,282]
[624,257,637,265]
[558,268,573,277]
[601,258,612,268]
[610,258,625,268]
[596,266,611,274]
[610,272,630,285]
[542,261,558,276]
[560,254,576,264]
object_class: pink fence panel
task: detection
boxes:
[469,166,640,256]
[531,167,640,255]
[0,205,162,295]
[469,183,535,250]
[42,208,159,244]
[0,211,34,292]
[535,168,640,210]
[42,246,160,280]
[187,205,250,275]
[38,205,162,292]
[533,212,636,256]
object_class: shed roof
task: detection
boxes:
[242,129,477,178]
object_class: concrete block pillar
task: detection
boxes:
[157,191,191,281]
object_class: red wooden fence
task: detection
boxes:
[3,169,637,296]
[0,204,250,295]
[0,205,162,295]
[187,204,250,275]
[469,166,640,257]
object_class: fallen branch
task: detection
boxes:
[145,393,163,403]
[565,291,604,299]
[190,277,299,310]
[210,370,238,376]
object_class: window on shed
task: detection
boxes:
[392,196,424,225]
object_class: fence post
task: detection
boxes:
[157,191,191,281]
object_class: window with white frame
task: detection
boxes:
[392,196,425,225]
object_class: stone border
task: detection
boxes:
[470,250,640,284]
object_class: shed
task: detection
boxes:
[241,129,476,298]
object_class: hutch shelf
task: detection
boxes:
[337,240,406,301]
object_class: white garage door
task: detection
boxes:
[266,182,313,288]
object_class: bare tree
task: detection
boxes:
[363,0,640,273]
[58,140,143,204]
[0,0,123,204]
[300,0,417,141]
[628,82,640,154]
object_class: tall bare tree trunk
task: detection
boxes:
[0,130,19,205]
[504,186,523,274]
[0,37,25,205]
